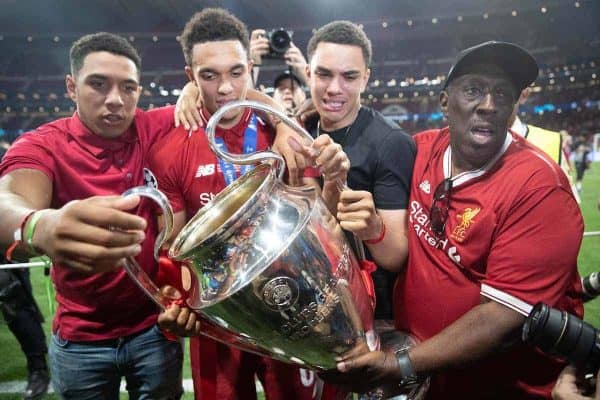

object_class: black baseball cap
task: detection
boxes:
[443,41,539,92]
[273,70,302,89]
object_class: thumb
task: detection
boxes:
[116,194,142,211]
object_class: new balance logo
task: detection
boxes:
[419,180,431,194]
[195,164,215,178]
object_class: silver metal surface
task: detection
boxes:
[121,186,175,309]
[122,102,427,398]
[169,163,374,370]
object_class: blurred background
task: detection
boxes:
[0,1,599,398]
[0,0,599,141]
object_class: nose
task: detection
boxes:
[105,85,124,108]
[218,78,233,95]
[326,76,342,95]
[477,92,497,113]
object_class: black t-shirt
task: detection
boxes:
[307,106,416,319]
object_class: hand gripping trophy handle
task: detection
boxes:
[121,186,176,310]
[205,100,366,260]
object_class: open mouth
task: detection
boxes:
[102,114,124,125]
[322,99,345,112]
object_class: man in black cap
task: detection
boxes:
[321,41,584,399]
[272,70,306,116]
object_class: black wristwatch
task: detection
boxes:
[395,348,418,386]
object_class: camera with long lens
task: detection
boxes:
[267,28,293,57]
[522,302,598,392]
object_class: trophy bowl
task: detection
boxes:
[169,162,374,370]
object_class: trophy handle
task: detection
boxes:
[205,100,316,182]
[206,100,365,259]
[122,186,177,310]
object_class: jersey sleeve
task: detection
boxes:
[0,129,56,180]
[147,129,186,214]
[481,186,582,309]
[373,129,416,210]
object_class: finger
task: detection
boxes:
[55,239,142,264]
[74,203,147,232]
[180,109,192,131]
[62,224,145,248]
[190,107,202,131]
[176,307,191,327]
[337,199,371,213]
[288,137,318,160]
[174,108,181,128]
[159,304,181,325]
[187,108,200,131]
[340,190,372,203]
[339,220,368,233]
[185,311,198,333]
[336,351,374,372]
[193,320,202,336]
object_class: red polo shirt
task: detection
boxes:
[0,106,175,341]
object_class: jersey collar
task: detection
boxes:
[443,131,513,187]
[67,111,138,158]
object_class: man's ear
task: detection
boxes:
[65,75,77,102]
[184,66,196,84]
[439,90,449,117]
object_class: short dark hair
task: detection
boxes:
[70,32,141,78]
[180,8,250,66]
[307,21,372,67]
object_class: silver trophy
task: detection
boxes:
[122,101,428,398]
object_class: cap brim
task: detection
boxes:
[444,41,538,92]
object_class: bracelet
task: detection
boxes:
[365,217,386,245]
[5,210,37,261]
[24,210,46,256]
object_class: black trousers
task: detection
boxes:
[0,267,48,372]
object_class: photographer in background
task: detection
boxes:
[250,28,308,86]
[272,70,306,116]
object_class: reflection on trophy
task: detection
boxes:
[122,101,428,398]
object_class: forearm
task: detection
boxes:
[408,300,525,375]
[0,171,51,250]
[365,209,408,271]
[365,229,407,272]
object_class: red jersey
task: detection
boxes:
[0,107,175,341]
[148,109,319,400]
[395,127,583,399]
[148,109,274,218]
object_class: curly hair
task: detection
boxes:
[70,32,141,77]
[180,8,250,66]
[307,20,372,67]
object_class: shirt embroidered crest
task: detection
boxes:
[451,207,481,242]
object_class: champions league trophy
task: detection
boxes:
[122,101,428,399]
